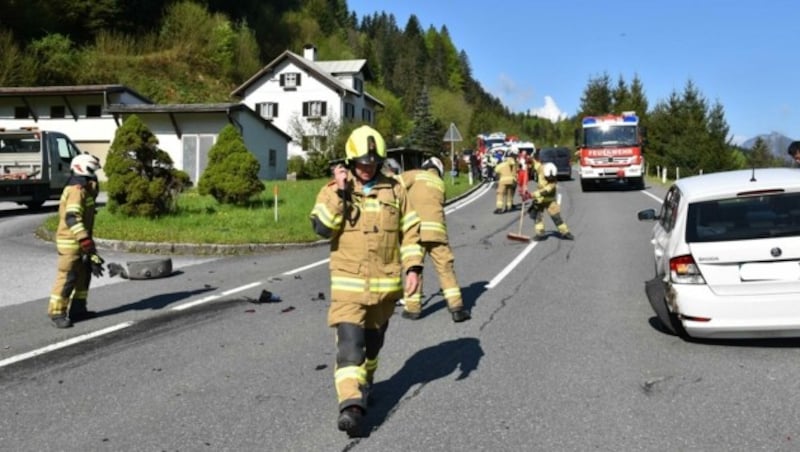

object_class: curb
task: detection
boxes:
[38,181,488,256]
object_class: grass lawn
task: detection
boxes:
[42,174,482,245]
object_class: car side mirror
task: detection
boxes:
[637,208,658,221]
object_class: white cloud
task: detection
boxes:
[529,96,567,123]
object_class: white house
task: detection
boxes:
[231,44,384,158]
[0,84,153,179]
[105,103,292,182]
[0,85,292,182]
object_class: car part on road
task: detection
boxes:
[107,258,173,280]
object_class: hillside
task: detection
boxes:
[741,132,796,162]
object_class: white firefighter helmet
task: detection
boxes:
[70,153,102,177]
[543,162,558,179]
[422,156,444,177]
[383,157,402,174]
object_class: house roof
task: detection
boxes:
[0,84,152,103]
[230,50,379,105]
[105,103,293,141]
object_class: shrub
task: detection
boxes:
[197,124,264,204]
[287,155,305,178]
[105,114,190,217]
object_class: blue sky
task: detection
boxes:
[346,0,798,144]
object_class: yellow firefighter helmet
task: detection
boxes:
[345,125,386,165]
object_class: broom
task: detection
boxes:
[507,200,531,242]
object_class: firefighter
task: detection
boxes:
[494,150,517,213]
[528,162,575,241]
[309,125,423,437]
[48,153,105,328]
[398,157,470,323]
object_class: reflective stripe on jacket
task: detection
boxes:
[400,168,447,243]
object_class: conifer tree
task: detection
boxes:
[105,115,190,217]
[198,124,264,205]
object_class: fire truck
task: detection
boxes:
[574,111,646,191]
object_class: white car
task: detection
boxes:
[637,168,800,339]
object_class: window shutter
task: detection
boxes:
[274,103,278,117]
[321,102,327,116]
[279,74,285,86]
[296,73,301,86]
[302,102,309,116]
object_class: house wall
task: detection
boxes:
[240,60,344,158]
[112,112,287,183]
[0,91,150,180]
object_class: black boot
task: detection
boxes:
[337,406,364,437]
[69,301,97,321]
[51,315,73,329]
[451,309,471,323]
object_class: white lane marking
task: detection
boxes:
[642,190,662,203]
[446,183,492,214]
[0,321,134,369]
[171,281,262,311]
[485,241,538,289]
[283,258,329,275]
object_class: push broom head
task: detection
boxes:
[507,232,531,242]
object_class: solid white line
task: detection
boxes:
[642,190,662,203]
[446,183,491,214]
[0,321,134,369]
[485,241,538,289]
[171,281,262,311]
[283,258,329,275]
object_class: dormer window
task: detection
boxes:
[354,78,363,94]
[280,72,301,89]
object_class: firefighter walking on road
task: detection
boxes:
[310,126,424,437]
[48,154,106,328]
[494,151,517,213]
[398,157,470,323]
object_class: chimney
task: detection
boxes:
[303,44,317,61]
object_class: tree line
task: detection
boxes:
[0,0,784,177]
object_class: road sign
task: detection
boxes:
[443,122,463,142]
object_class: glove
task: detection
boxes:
[88,253,105,278]
[79,238,96,254]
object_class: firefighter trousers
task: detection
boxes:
[531,200,570,235]
[496,183,515,210]
[404,242,463,314]
[49,252,91,318]
[334,321,388,412]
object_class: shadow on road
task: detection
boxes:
[418,280,488,319]
[88,285,217,319]
[363,337,484,436]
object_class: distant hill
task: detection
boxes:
[741,132,795,162]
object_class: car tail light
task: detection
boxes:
[669,254,706,284]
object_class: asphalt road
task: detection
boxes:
[3,178,800,451]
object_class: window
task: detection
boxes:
[268,149,277,167]
[86,105,102,117]
[50,105,66,118]
[354,78,363,94]
[659,187,681,232]
[361,108,372,123]
[280,72,301,89]
[14,106,29,119]
[686,193,800,243]
[257,102,278,119]
[303,101,327,118]
[344,102,355,119]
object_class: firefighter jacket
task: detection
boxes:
[532,177,557,204]
[399,168,448,243]
[495,158,518,187]
[532,160,546,189]
[310,172,424,306]
[55,176,98,255]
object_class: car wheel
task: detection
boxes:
[580,179,590,192]
[645,277,689,339]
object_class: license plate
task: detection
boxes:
[739,262,800,281]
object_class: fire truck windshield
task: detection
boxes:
[584,125,637,147]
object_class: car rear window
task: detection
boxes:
[686,192,800,242]
[541,148,570,159]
